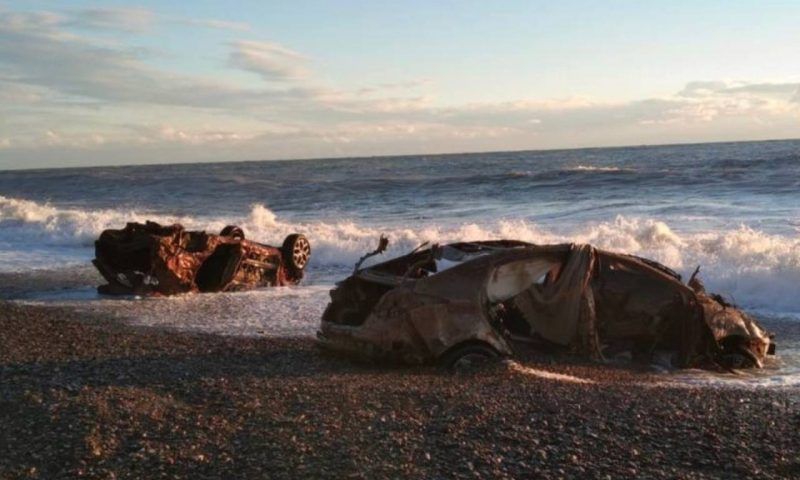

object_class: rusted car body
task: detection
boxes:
[318,240,774,369]
[93,221,310,295]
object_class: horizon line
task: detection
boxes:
[2,136,798,174]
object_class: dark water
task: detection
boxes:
[2,140,798,233]
[1,140,798,386]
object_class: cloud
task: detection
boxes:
[678,81,730,98]
[0,11,63,31]
[65,7,155,32]
[0,13,205,104]
[0,6,251,40]
[679,80,800,100]
[5,74,799,169]
[0,11,325,112]
[44,130,108,148]
[357,79,433,95]
[0,9,419,128]
[178,18,251,32]
[1,6,799,169]
[673,80,800,122]
[726,82,800,96]
[66,7,252,33]
[0,78,48,103]
[227,40,309,81]
[133,124,258,145]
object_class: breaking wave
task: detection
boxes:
[566,165,635,173]
[0,196,197,246]
[1,195,799,313]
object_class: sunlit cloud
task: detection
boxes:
[0,5,799,169]
[227,40,310,82]
[0,11,320,111]
[680,80,800,99]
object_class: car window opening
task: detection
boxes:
[196,244,240,292]
[486,258,565,338]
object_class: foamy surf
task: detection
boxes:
[659,338,800,389]
[18,285,330,338]
[2,195,799,314]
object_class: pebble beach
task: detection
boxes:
[2,302,798,479]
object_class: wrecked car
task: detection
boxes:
[93,221,310,295]
[318,239,774,370]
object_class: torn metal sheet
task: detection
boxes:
[93,221,310,295]
[318,238,774,370]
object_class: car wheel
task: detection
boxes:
[282,233,311,272]
[441,343,500,371]
[220,225,245,240]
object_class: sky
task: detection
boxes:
[0,1,799,170]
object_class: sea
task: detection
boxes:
[1,139,798,387]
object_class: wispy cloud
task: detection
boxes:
[132,124,259,145]
[227,40,309,81]
[66,7,155,32]
[178,18,251,32]
[0,11,319,111]
[680,80,800,97]
[2,7,251,35]
[1,7,799,169]
[357,79,433,96]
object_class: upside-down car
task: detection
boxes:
[93,221,310,295]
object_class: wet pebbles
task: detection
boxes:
[1,302,798,479]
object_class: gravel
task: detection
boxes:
[1,301,798,479]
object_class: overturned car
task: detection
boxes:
[93,221,310,295]
[319,239,774,370]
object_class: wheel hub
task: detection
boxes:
[292,237,311,269]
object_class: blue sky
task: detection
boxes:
[1,1,799,169]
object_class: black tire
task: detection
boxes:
[440,343,500,371]
[220,225,245,240]
[282,233,311,272]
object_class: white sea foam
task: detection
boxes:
[568,165,634,172]
[2,195,799,315]
[6,194,798,388]
[665,342,800,389]
[18,285,329,338]
[0,195,196,246]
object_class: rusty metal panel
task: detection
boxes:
[93,221,307,295]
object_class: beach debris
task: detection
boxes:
[93,221,310,295]
[318,238,774,370]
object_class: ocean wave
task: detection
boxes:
[567,165,635,173]
[0,195,197,246]
[1,195,799,313]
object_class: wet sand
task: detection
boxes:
[1,302,798,479]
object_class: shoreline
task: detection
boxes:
[1,302,798,478]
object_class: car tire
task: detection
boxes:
[220,225,245,240]
[441,343,500,371]
[282,233,311,272]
